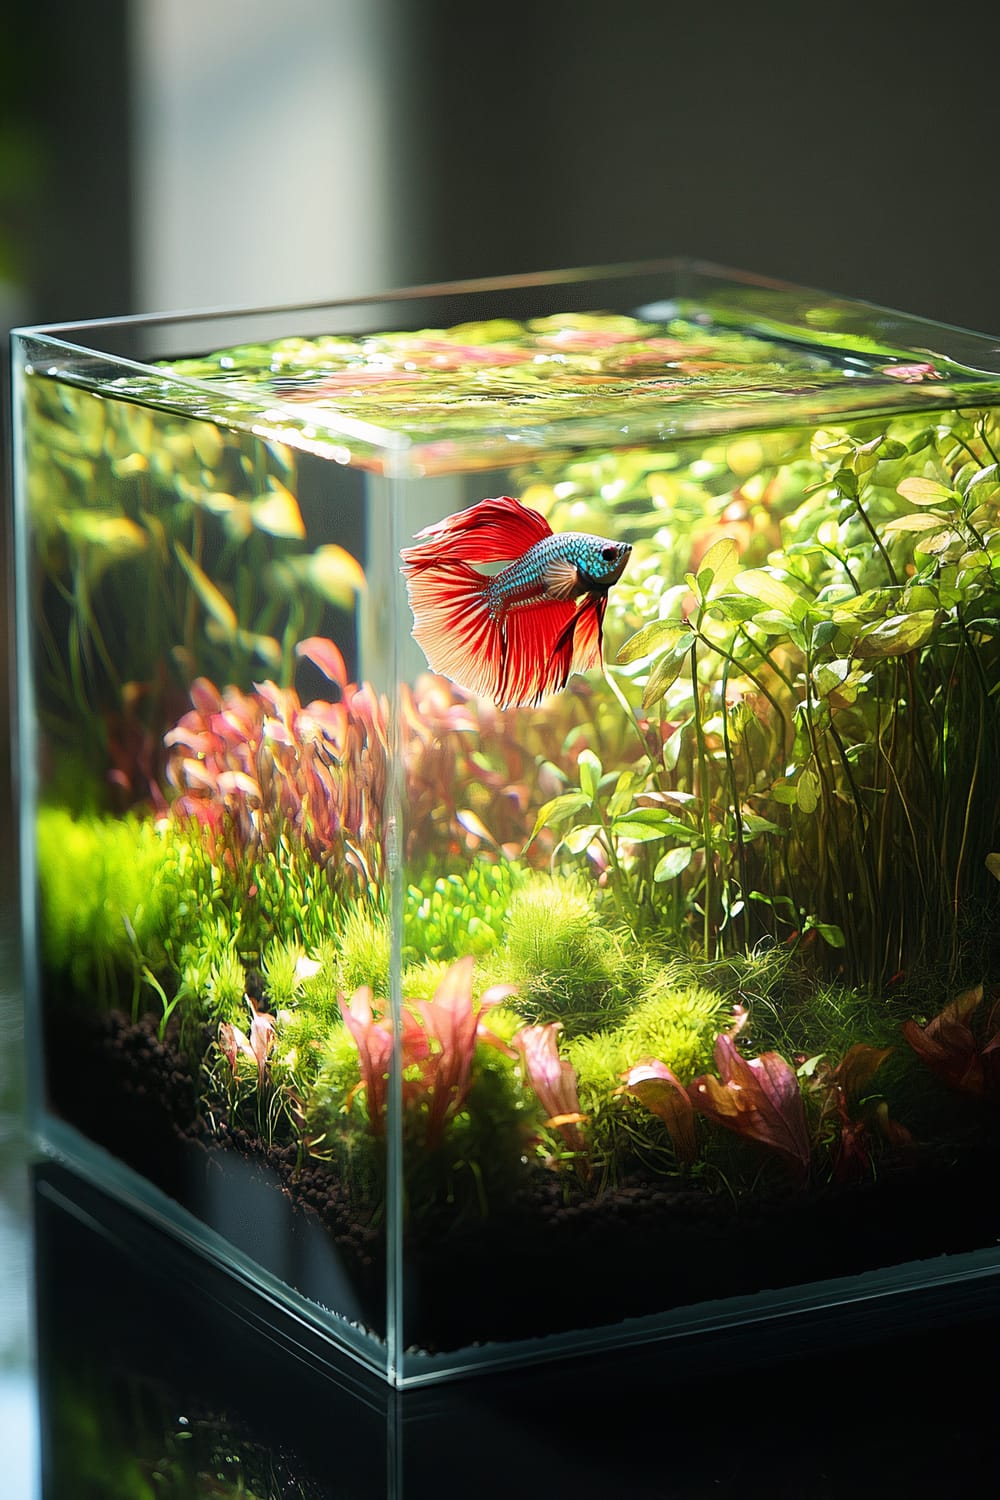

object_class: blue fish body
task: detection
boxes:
[487,532,632,617]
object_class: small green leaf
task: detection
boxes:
[696,536,740,598]
[641,651,686,710]
[811,619,839,651]
[803,917,846,948]
[611,819,671,844]
[174,541,237,634]
[986,853,1000,882]
[896,476,956,507]
[577,748,602,803]
[882,513,948,534]
[834,467,858,498]
[853,609,941,657]
[734,570,805,617]
[527,792,592,845]
[563,823,601,855]
[738,812,784,839]
[653,845,693,882]
[617,620,687,666]
[963,462,998,496]
[608,770,643,819]
[250,478,306,539]
[796,768,820,814]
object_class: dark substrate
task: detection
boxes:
[44,1006,1000,1356]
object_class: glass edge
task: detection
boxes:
[396,1241,1000,1388]
[13,264,1000,471]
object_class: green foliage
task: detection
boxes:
[521,408,1000,991]
[24,374,364,771]
[402,860,522,965]
[307,978,533,1223]
[37,806,187,1002]
[567,975,729,1182]
[334,907,391,997]
[204,942,247,1022]
[617,978,730,1081]
[496,873,635,1034]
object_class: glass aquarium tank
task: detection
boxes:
[11,260,1000,1386]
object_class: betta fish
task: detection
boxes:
[400,495,631,709]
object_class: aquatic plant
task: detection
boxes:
[521,408,1000,991]
[306,957,531,1217]
[332,956,517,1147]
[807,1043,902,1182]
[511,1022,588,1160]
[24,375,365,787]
[402,862,521,966]
[496,873,635,1034]
[163,652,388,897]
[902,985,1000,1098]
[616,1059,697,1164]
[687,1021,811,1182]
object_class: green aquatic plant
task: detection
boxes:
[307,957,531,1218]
[25,374,365,781]
[566,975,730,1181]
[496,872,635,1034]
[523,408,1000,991]
[402,861,522,966]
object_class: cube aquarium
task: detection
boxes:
[11,261,1000,1384]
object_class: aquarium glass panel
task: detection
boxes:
[12,261,1000,1386]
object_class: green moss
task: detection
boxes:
[565,973,728,1182]
[497,873,634,1034]
[617,978,730,1083]
[37,806,190,1003]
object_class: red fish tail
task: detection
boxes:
[404,562,505,702]
[496,595,608,708]
[400,495,551,571]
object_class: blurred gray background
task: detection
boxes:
[2,0,999,1489]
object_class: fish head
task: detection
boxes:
[572,535,633,593]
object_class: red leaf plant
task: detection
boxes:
[809,1043,902,1182]
[511,1021,588,1159]
[617,1059,698,1164]
[688,1010,811,1182]
[162,643,388,892]
[902,984,1000,1098]
[338,955,517,1149]
[219,998,277,1087]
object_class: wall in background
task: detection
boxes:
[131,0,416,311]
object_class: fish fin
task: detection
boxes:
[400,496,551,571]
[497,600,581,707]
[539,553,581,600]
[404,561,505,701]
[547,594,608,686]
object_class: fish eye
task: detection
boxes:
[600,545,618,561]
